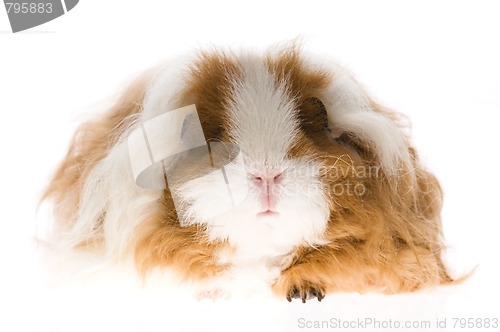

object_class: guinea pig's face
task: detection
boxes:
[172,53,367,247]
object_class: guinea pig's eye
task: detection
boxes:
[335,132,352,146]
[335,132,369,157]
[298,97,330,134]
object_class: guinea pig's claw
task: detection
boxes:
[286,286,325,303]
[286,286,300,302]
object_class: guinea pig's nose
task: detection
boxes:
[251,171,283,186]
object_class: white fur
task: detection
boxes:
[305,55,412,173]
[141,54,194,121]
[321,70,411,173]
[179,157,329,250]
[57,142,163,259]
[227,54,299,165]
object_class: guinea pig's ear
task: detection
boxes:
[316,69,411,174]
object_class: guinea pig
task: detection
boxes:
[42,43,453,302]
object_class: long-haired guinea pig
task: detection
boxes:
[42,43,454,302]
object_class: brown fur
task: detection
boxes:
[42,44,454,300]
[134,190,229,280]
[178,51,241,141]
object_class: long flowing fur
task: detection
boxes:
[41,43,454,301]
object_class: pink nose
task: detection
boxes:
[251,171,283,186]
[251,171,283,213]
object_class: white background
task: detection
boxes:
[1,1,499,331]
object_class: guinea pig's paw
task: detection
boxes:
[195,287,230,301]
[273,268,326,303]
[286,284,325,303]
